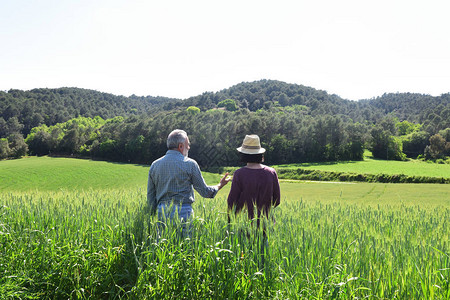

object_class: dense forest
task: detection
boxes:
[0,87,176,134]
[1,80,449,165]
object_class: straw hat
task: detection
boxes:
[237,134,266,154]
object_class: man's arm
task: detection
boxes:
[191,161,230,198]
[147,169,157,214]
[215,172,231,191]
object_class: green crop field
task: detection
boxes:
[276,157,450,179]
[0,156,220,192]
[0,156,148,191]
[0,157,449,299]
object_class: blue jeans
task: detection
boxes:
[157,202,194,222]
[157,202,194,236]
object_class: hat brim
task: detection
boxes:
[237,147,266,154]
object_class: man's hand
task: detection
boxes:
[217,172,231,190]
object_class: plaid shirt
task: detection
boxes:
[147,150,218,212]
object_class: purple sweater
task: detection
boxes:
[227,165,281,219]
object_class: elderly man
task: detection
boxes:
[147,129,230,224]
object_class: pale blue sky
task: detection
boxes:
[1,0,449,100]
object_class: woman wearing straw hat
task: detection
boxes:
[227,135,281,227]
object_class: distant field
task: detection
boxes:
[276,157,450,179]
[0,156,221,191]
[1,157,448,208]
[0,156,149,191]
[280,180,450,208]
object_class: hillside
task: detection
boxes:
[0,87,179,136]
[362,92,450,125]
[179,80,449,126]
[1,80,449,139]
[1,80,449,165]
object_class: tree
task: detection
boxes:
[293,95,304,105]
[186,106,200,115]
[379,116,398,135]
[7,133,28,158]
[277,93,289,106]
[345,122,367,161]
[50,127,63,151]
[0,117,7,137]
[401,131,430,158]
[27,130,52,156]
[217,99,237,111]
[5,117,24,136]
[267,134,291,164]
[98,139,117,158]
[241,99,249,109]
[124,135,145,163]
[2,104,19,120]
[425,134,448,159]
[326,116,345,161]
[60,127,81,154]
[0,138,10,159]
[396,120,420,135]
[439,128,450,141]
[370,126,405,160]
[22,113,44,135]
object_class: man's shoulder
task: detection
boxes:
[150,155,166,166]
[150,152,198,167]
[184,156,198,165]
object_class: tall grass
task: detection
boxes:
[1,189,449,299]
[0,189,141,298]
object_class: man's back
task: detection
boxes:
[149,150,197,205]
[147,150,218,212]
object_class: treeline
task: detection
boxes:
[3,108,448,166]
[0,87,177,136]
[178,80,450,131]
[1,80,449,164]
[13,110,366,165]
[1,80,449,139]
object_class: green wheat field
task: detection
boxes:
[1,157,449,299]
[277,157,450,179]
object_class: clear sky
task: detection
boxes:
[1,0,449,100]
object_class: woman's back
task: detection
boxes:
[227,165,280,219]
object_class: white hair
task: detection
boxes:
[167,129,188,149]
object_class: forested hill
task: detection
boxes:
[0,87,178,135]
[1,80,449,141]
[2,81,449,135]
[1,80,449,165]
[361,92,450,124]
[176,80,449,125]
[172,80,351,114]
